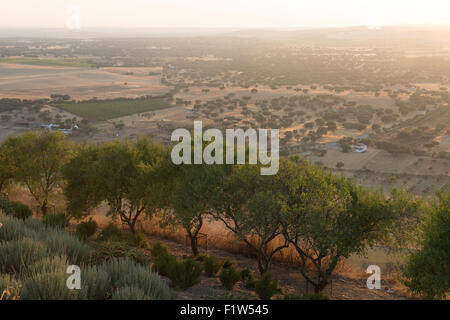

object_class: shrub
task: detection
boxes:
[0,215,38,242]
[24,255,68,277]
[222,258,237,270]
[219,265,240,291]
[152,253,177,278]
[171,258,203,289]
[82,266,111,300]
[112,286,150,300]
[254,273,279,300]
[240,268,256,289]
[100,258,171,300]
[10,201,33,220]
[128,231,149,249]
[41,229,91,264]
[89,242,148,265]
[76,218,98,239]
[0,238,47,274]
[42,213,69,229]
[203,255,221,277]
[99,258,140,285]
[98,223,122,242]
[117,268,171,299]
[0,197,13,216]
[240,268,253,281]
[22,216,47,233]
[343,122,366,131]
[21,271,85,300]
[150,241,170,259]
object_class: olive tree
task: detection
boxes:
[403,186,449,300]
[211,163,291,274]
[168,163,225,256]
[2,131,72,215]
[64,138,174,232]
[281,160,399,293]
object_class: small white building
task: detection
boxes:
[351,143,367,153]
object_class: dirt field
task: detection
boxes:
[0,63,168,100]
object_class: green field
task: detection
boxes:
[61,98,172,121]
[0,58,90,67]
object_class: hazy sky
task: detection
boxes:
[1,0,450,29]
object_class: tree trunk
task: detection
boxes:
[129,220,136,234]
[189,234,199,256]
[313,276,329,293]
[257,254,270,275]
[41,201,48,216]
[314,282,328,293]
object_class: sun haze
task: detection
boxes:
[1,0,450,28]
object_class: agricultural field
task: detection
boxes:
[0,63,168,100]
[61,97,172,121]
[0,57,91,67]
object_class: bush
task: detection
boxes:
[99,258,140,285]
[222,258,237,270]
[171,258,203,289]
[0,197,13,216]
[0,238,47,274]
[100,258,171,300]
[10,201,33,220]
[343,122,367,131]
[117,268,171,299]
[150,241,170,259]
[42,213,69,229]
[0,215,39,242]
[21,271,85,300]
[254,273,279,300]
[128,231,149,249]
[82,266,111,300]
[41,228,91,264]
[98,223,122,242]
[75,218,98,239]
[22,216,47,233]
[219,265,240,291]
[89,242,148,265]
[152,253,177,278]
[25,255,68,277]
[112,286,150,300]
[240,268,256,289]
[203,255,222,277]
